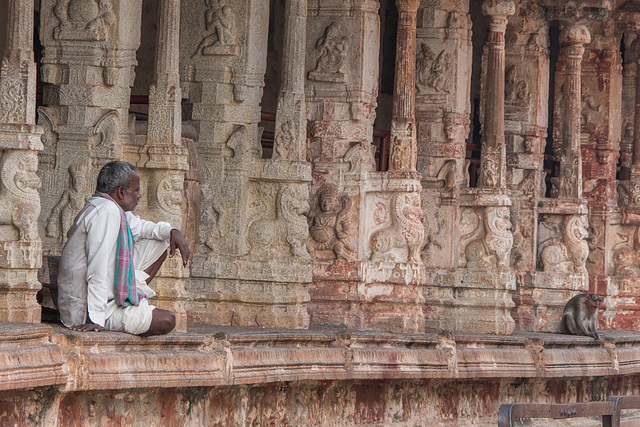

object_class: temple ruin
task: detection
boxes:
[2,0,640,424]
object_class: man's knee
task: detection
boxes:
[142,308,175,336]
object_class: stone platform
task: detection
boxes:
[3,322,640,425]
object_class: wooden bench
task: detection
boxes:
[498,402,616,426]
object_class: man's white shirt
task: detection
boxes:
[57,196,172,328]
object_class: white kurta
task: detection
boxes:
[57,196,172,328]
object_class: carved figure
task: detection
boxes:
[370,192,424,263]
[46,163,89,243]
[191,0,238,58]
[464,207,513,268]
[561,293,602,340]
[53,0,115,41]
[415,43,435,93]
[428,50,451,93]
[614,226,640,276]
[308,22,347,82]
[581,92,601,126]
[306,185,355,260]
[0,151,41,241]
[0,61,26,124]
[540,215,589,274]
[247,185,310,259]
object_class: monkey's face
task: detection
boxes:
[588,294,602,313]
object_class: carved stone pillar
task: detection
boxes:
[273,0,306,162]
[39,0,142,255]
[555,24,590,200]
[629,36,640,209]
[0,0,44,322]
[138,0,189,332]
[182,0,311,328]
[478,0,514,189]
[533,22,592,333]
[388,0,419,172]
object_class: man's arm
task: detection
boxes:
[127,213,190,266]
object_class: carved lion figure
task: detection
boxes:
[0,151,41,241]
[370,192,424,263]
[540,214,589,274]
[247,184,310,260]
[464,206,513,268]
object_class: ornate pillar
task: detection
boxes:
[273,0,306,162]
[388,0,419,172]
[629,36,640,208]
[534,22,591,333]
[556,24,590,200]
[141,0,189,331]
[478,0,514,189]
[0,0,44,321]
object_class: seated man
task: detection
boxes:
[57,161,190,336]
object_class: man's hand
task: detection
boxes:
[70,323,104,332]
[170,228,191,267]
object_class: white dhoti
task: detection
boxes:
[104,239,169,335]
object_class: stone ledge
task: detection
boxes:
[0,322,66,391]
[3,322,640,392]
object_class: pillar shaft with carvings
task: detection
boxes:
[273,0,306,162]
[142,0,189,331]
[146,0,187,168]
[478,0,514,189]
[389,0,419,171]
[630,36,640,207]
[0,0,44,322]
[557,24,590,200]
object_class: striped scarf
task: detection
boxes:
[94,192,146,306]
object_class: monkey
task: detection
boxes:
[561,293,602,340]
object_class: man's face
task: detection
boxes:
[118,172,142,212]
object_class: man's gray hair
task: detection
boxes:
[96,161,139,194]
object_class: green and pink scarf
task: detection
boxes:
[94,192,146,306]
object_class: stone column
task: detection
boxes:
[478,0,514,189]
[388,0,419,172]
[143,0,189,331]
[556,24,590,200]
[0,0,44,322]
[629,36,640,208]
[273,0,306,162]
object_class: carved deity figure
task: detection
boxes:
[416,45,451,94]
[308,22,347,82]
[464,207,513,268]
[540,215,589,274]
[247,185,310,260]
[46,163,89,244]
[416,43,435,93]
[191,0,238,58]
[306,185,356,260]
[370,192,424,263]
[581,92,601,126]
[0,151,41,241]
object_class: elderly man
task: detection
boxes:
[57,161,190,336]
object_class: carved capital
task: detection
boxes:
[559,24,591,46]
[482,0,515,20]
[395,0,420,13]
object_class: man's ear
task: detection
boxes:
[113,185,125,200]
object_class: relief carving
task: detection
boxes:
[157,173,183,218]
[247,185,310,260]
[90,109,118,158]
[191,0,239,58]
[37,107,59,171]
[306,184,356,261]
[273,120,295,160]
[370,192,424,263]
[463,207,513,269]
[581,92,601,126]
[416,44,451,94]
[53,0,116,41]
[308,22,347,83]
[539,215,589,274]
[614,226,640,276]
[505,66,529,105]
[0,59,27,123]
[226,124,261,160]
[45,163,89,244]
[0,151,41,241]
